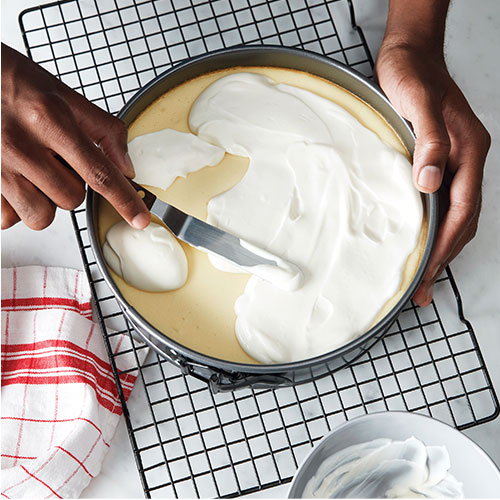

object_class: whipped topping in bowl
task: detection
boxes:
[302,437,464,499]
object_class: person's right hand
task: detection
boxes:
[1,43,151,230]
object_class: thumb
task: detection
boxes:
[408,96,450,193]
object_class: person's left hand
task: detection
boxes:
[375,41,491,306]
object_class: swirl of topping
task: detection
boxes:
[303,437,464,498]
[189,73,423,363]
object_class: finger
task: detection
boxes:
[447,216,479,263]
[406,93,451,194]
[413,126,488,306]
[5,136,86,211]
[413,217,478,307]
[33,154,86,210]
[423,117,486,279]
[19,61,135,179]
[2,172,56,230]
[64,90,135,178]
[414,178,479,306]
[1,195,20,229]
[413,282,433,308]
[37,98,150,229]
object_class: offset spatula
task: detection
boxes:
[129,180,303,291]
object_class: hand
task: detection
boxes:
[375,42,490,306]
[1,44,150,230]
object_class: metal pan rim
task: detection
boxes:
[87,45,438,377]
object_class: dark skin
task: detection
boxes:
[1,0,491,307]
[376,0,490,305]
[1,44,150,231]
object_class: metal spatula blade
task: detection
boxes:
[129,180,303,291]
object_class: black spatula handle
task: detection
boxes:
[128,179,157,211]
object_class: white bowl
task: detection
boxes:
[288,411,500,498]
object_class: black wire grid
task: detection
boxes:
[19,0,499,497]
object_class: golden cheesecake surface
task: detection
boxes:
[98,66,427,364]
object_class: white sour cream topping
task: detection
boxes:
[128,128,225,189]
[103,221,187,292]
[302,437,464,498]
[124,72,423,363]
[239,241,304,292]
[209,240,304,292]
[188,72,423,363]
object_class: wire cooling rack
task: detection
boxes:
[19,0,499,497]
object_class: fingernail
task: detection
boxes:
[124,152,135,178]
[417,165,441,192]
[131,212,150,230]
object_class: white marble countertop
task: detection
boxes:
[2,1,499,498]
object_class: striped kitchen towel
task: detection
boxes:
[1,266,146,498]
